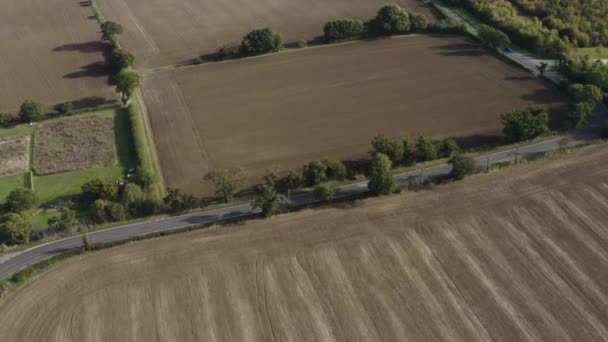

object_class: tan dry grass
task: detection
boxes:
[33,116,116,175]
[1,145,608,341]
[0,136,29,177]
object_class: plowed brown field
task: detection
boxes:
[98,0,436,68]
[0,0,114,112]
[142,35,569,195]
[2,144,608,341]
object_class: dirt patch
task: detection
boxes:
[142,35,569,195]
[0,136,29,177]
[1,145,608,341]
[0,0,114,112]
[98,0,437,68]
[33,116,116,175]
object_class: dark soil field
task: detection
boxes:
[98,0,436,68]
[33,115,116,175]
[0,0,114,112]
[1,144,607,341]
[141,35,569,196]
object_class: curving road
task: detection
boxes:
[1,115,606,281]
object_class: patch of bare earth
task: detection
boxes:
[33,116,116,175]
[1,144,608,341]
[99,0,437,68]
[0,0,114,112]
[0,136,29,177]
[142,35,569,195]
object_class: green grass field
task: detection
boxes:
[575,47,608,59]
[0,108,136,206]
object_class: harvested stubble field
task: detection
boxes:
[142,35,569,195]
[0,136,29,177]
[2,144,608,341]
[98,0,436,68]
[33,115,116,175]
[0,0,114,112]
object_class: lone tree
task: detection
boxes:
[501,107,549,143]
[101,21,123,42]
[0,213,32,245]
[478,24,510,49]
[252,184,287,218]
[449,154,477,180]
[241,28,283,56]
[19,99,43,123]
[163,188,197,213]
[415,135,438,162]
[80,178,118,205]
[368,153,396,195]
[205,168,247,203]
[369,4,411,35]
[5,188,38,213]
[114,71,139,105]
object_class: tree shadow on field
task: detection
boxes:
[63,61,111,81]
[432,42,487,57]
[71,96,116,109]
[78,0,91,7]
[54,41,107,54]
[505,75,536,81]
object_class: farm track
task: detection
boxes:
[1,144,608,341]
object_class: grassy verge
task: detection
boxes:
[575,47,608,59]
[129,93,165,199]
[0,174,26,204]
[89,0,107,23]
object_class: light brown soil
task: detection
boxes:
[98,0,437,68]
[142,35,569,195]
[0,0,114,112]
[1,144,608,341]
[0,136,29,177]
[33,115,116,175]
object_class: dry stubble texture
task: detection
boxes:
[1,145,608,341]
[142,35,569,195]
[0,136,29,177]
[33,116,116,175]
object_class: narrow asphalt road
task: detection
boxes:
[1,113,606,281]
[1,6,607,280]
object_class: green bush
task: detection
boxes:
[217,44,241,60]
[501,107,549,143]
[567,83,603,103]
[0,213,31,245]
[241,28,283,56]
[415,136,439,162]
[568,101,594,129]
[19,99,43,123]
[321,159,347,180]
[80,179,118,206]
[4,188,37,213]
[368,5,411,35]
[314,183,336,201]
[370,134,404,166]
[439,139,460,158]
[0,112,13,127]
[368,153,396,195]
[303,161,328,186]
[478,24,510,48]
[54,102,74,116]
[449,154,477,180]
[324,19,365,43]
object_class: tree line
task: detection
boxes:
[214,4,467,61]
